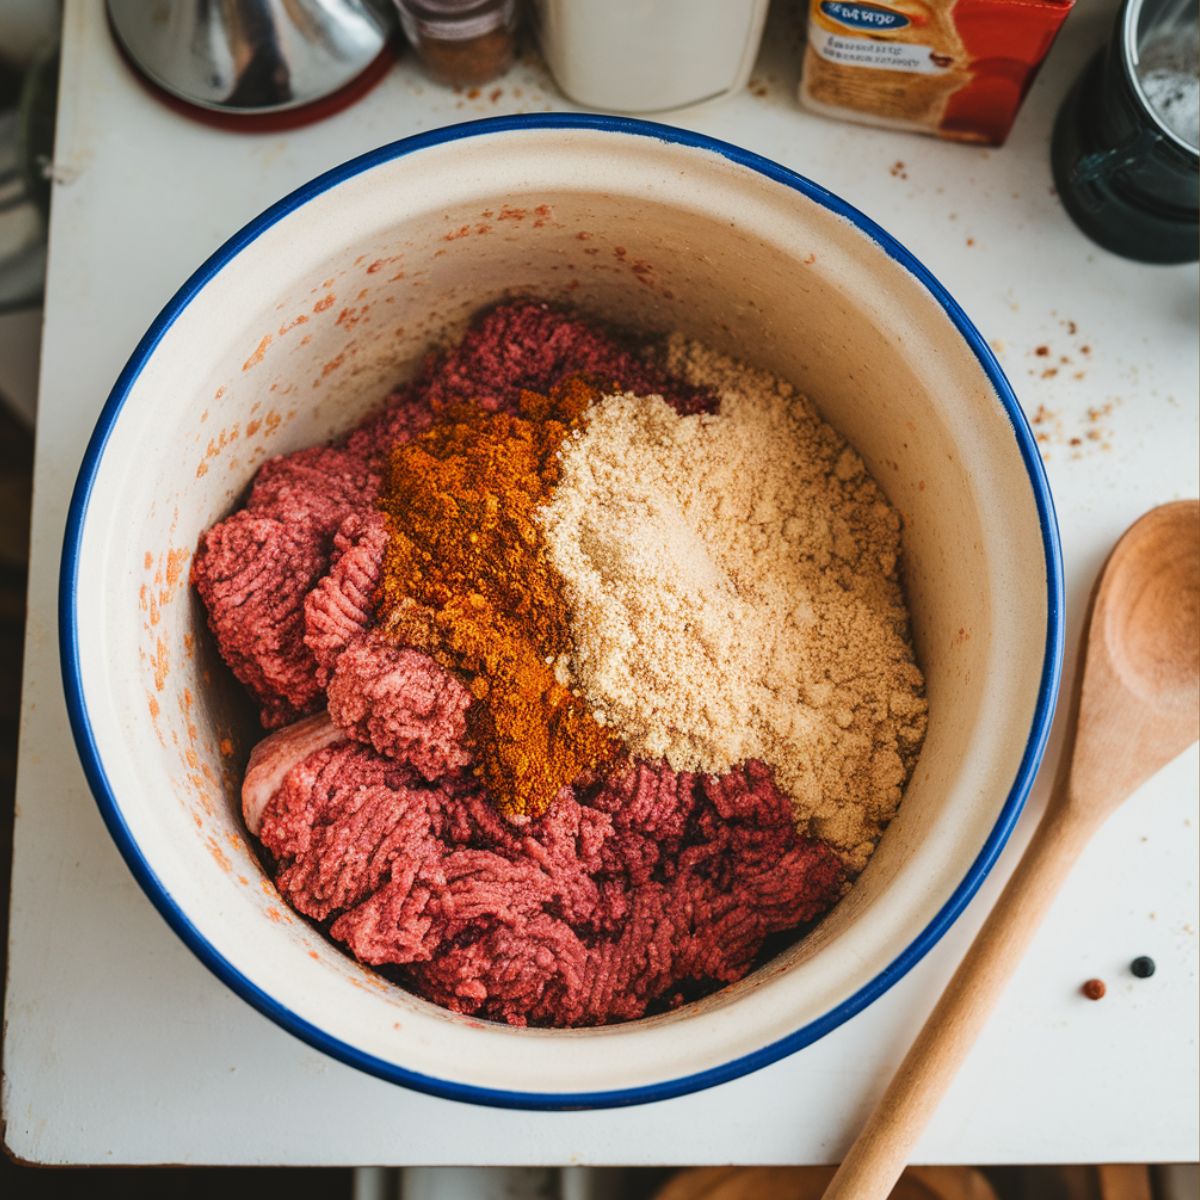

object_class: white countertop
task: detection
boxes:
[4,0,1197,1167]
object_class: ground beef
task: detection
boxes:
[304,510,390,684]
[191,445,377,727]
[327,635,472,780]
[416,300,714,416]
[253,739,844,1026]
[343,386,436,471]
[198,301,850,1027]
[241,711,348,835]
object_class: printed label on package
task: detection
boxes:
[810,28,948,74]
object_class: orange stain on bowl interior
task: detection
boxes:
[321,353,345,378]
[207,836,232,872]
[219,737,235,757]
[243,335,271,371]
[309,950,320,960]
[265,906,284,923]
[152,637,169,691]
[143,551,153,569]
[246,418,262,436]
[165,547,189,589]
[279,313,309,335]
[148,693,160,720]
[314,293,336,313]
[203,426,238,461]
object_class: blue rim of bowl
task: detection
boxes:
[60,112,1064,1111]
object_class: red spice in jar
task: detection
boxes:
[395,0,517,89]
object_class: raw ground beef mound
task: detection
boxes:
[255,740,843,1026]
[193,300,848,1026]
[415,299,714,416]
[190,446,374,727]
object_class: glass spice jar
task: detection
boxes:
[394,0,518,89]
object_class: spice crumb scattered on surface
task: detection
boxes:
[1081,978,1107,1001]
[1131,956,1156,978]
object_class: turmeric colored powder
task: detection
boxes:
[376,378,618,821]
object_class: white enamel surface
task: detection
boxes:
[70,125,1049,1097]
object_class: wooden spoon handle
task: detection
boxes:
[823,794,1092,1200]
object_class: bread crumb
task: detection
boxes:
[538,339,927,872]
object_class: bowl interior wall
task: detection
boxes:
[73,130,1048,1093]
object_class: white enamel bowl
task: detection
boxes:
[61,115,1063,1108]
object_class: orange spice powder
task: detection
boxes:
[376,378,617,820]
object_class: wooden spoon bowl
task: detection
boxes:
[1069,499,1200,821]
[1101,501,1200,703]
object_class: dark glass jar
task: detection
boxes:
[394,0,518,89]
[1051,0,1198,264]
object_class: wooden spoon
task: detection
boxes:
[824,500,1200,1200]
